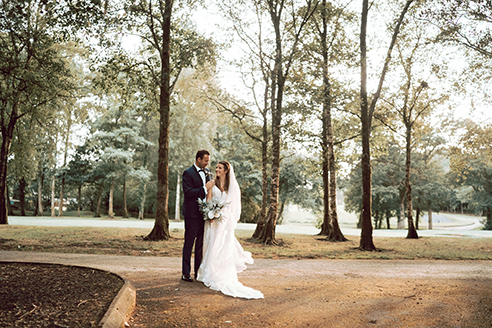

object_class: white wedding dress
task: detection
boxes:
[197,166,263,299]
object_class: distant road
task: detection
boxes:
[7,215,492,238]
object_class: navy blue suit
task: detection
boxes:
[182,165,211,276]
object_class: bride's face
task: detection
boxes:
[215,163,228,179]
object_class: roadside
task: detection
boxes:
[7,213,492,238]
[2,251,492,327]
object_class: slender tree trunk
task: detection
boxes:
[359,0,414,249]
[108,177,115,219]
[175,174,180,221]
[123,175,129,218]
[77,184,81,217]
[320,4,332,237]
[51,175,56,217]
[95,186,103,218]
[253,75,272,239]
[6,185,13,216]
[276,198,287,224]
[58,177,65,217]
[405,127,418,239]
[428,207,433,230]
[37,171,44,217]
[19,177,26,216]
[385,210,390,229]
[138,181,148,220]
[0,107,18,224]
[398,192,405,229]
[359,0,375,251]
[146,0,173,240]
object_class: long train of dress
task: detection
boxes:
[197,186,263,299]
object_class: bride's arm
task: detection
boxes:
[206,180,215,201]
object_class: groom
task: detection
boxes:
[181,149,214,282]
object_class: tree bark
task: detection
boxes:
[428,207,433,230]
[359,0,375,250]
[405,125,418,239]
[95,186,103,218]
[253,71,273,239]
[19,177,26,216]
[37,170,44,217]
[77,184,81,217]
[108,177,115,219]
[146,0,173,241]
[123,175,129,218]
[359,0,414,250]
[0,101,19,224]
[6,185,13,216]
[51,175,56,217]
[398,191,405,229]
[58,177,65,217]
[138,181,148,220]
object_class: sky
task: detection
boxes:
[189,3,492,125]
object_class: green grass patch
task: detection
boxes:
[1,225,491,260]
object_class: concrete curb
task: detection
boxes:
[98,279,136,328]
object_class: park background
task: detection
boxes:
[1,0,492,248]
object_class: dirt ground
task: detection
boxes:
[0,262,123,328]
[1,253,491,328]
[127,261,492,328]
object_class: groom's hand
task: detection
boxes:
[206,180,215,191]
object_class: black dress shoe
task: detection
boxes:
[181,274,193,282]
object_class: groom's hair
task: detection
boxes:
[196,149,210,161]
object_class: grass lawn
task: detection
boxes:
[1,225,491,260]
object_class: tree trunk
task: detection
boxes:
[146,0,173,241]
[385,210,390,229]
[51,175,56,217]
[122,175,129,218]
[405,127,418,239]
[359,0,414,249]
[138,181,148,220]
[175,174,180,221]
[58,176,65,217]
[0,112,18,224]
[19,177,26,216]
[37,171,44,217]
[6,185,13,216]
[398,193,405,229]
[108,177,115,219]
[276,198,287,225]
[428,206,433,230]
[485,207,492,230]
[359,0,376,251]
[415,206,420,230]
[253,72,272,239]
[77,184,81,217]
[95,186,103,218]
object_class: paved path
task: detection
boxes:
[8,216,492,238]
[2,251,491,281]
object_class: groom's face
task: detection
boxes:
[196,154,210,169]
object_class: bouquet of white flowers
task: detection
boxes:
[198,197,228,220]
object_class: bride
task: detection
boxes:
[196,161,264,299]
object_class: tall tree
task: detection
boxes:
[449,121,492,230]
[261,0,318,245]
[0,0,105,224]
[358,0,414,250]
[109,0,216,240]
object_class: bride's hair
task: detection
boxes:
[216,161,230,192]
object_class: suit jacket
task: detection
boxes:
[182,165,211,219]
